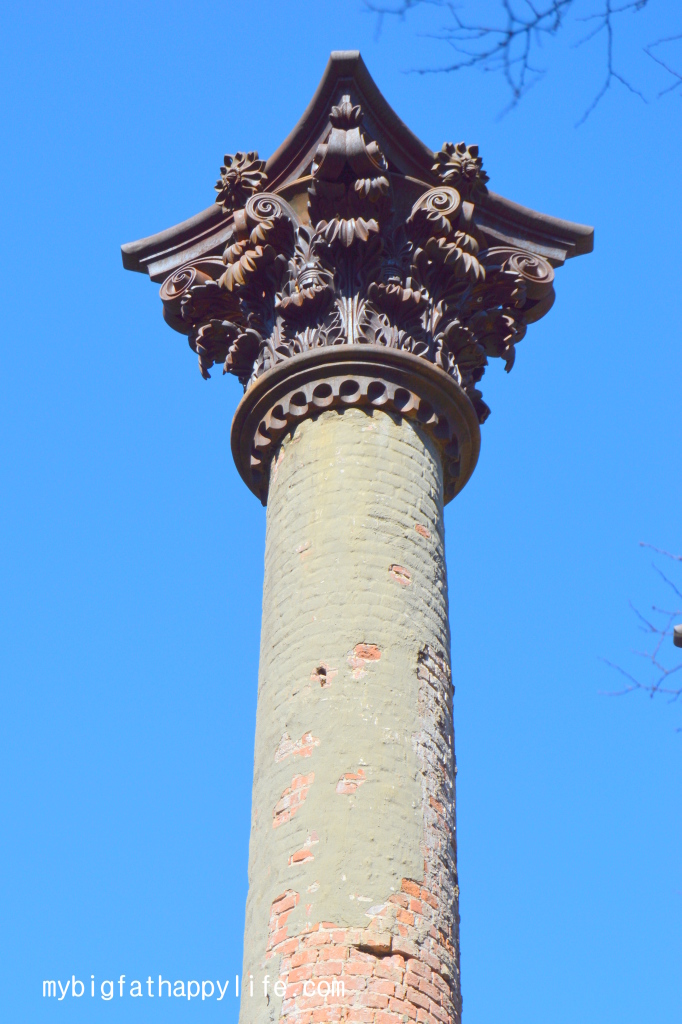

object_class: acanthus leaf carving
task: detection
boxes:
[160,111,557,421]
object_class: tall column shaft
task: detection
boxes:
[240,406,461,1024]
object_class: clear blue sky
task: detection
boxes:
[1,1,680,1021]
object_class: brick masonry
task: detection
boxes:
[239,407,460,1024]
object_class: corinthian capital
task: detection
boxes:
[122,51,592,503]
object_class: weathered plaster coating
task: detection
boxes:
[239,407,458,1023]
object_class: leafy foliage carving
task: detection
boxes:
[161,102,556,420]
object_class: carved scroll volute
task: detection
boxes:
[159,258,226,334]
[407,186,461,242]
[483,247,554,298]
[220,193,298,295]
[481,246,556,322]
[244,193,299,229]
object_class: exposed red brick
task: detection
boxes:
[430,1002,451,1023]
[370,978,396,996]
[391,997,418,1020]
[261,647,462,1024]
[291,949,319,968]
[407,986,430,1011]
[346,961,374,977]
[374,961,404,983]
[389,564,412,585]
[421,889,439,910]
[376,1012,405,1024]
[288,965,314,984]
[288,849,315,866]
[418,978,442,1002]
[415,523,431,539]
[273,773,314,828]
[314,960,344,976]
[358,931,392,954]
[336,768,366,795]
[406,960,431,980]
[348,643,382,679]
[319,945,349,960]
[275,731,321,762]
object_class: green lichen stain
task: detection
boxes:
[239,407,450,1020]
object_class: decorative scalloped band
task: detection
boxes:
[231,346,481,506]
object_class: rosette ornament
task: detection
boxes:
[433,142,489,201]
[214,152,268,213]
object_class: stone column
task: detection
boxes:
[121,49,592,1024]
[230,344,479,1024]
[242,402,459,1024]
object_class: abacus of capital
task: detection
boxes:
[122,52,592,1024]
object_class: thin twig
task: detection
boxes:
[603,545,682,712]
[639,542,682,562]
[645,32,682,95]
[366,0,658,121]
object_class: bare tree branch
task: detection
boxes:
[646,32,682,95]
[603,547,682,713]
[639,541,682,561]
[366,0,668,121]
[573,0,648,125]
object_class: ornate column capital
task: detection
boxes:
[122,51,593,502]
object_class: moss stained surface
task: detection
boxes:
[239,407,456,1023]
